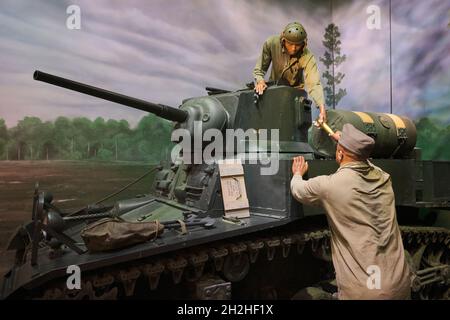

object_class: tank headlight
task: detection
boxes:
[46,210,65,232]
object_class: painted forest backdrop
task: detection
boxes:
[0,0,449,162]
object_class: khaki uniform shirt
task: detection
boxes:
[290,161,411,299]
[253,35,325,107]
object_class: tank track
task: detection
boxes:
[34,225,449,300]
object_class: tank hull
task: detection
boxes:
[2,157,449,299]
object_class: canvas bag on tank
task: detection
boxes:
[81,217,164,252]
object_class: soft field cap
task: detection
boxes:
[338,123,375,158]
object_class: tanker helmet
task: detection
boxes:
[282,22,307,44]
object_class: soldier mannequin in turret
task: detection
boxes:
[253,22,327,125]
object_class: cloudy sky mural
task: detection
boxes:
[0,0,449,128]
[333,0,450,122]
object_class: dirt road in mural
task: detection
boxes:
[0,161,155,275]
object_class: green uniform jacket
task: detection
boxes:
[253,35,325,107]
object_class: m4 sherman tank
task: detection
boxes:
[1,71,449,300]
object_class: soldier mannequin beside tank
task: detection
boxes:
[253,22,327,125]
[290,124,411,299]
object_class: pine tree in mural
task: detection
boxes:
[320,23,347,109]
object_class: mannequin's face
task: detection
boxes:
[284,40,303,56]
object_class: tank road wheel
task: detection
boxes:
[222,252,250,282]
[63,281,95,300]
[402,227,450,300]
[311,236,332,262]
[37,287,65,300]
[184,251,209,282]
[258,286,278,300]
[37,280,119,300]
[417,240,449,299]
[191,276,232,300]
[91,286,119,300]
[291,286,334,300]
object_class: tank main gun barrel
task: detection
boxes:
[33,70,188,122]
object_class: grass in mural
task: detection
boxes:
[0,160,156,274]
